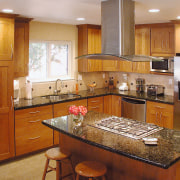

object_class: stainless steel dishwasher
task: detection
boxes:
[121,97,146,122]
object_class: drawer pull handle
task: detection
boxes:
[155,106,165,109]
[29,111,40,114]
[91,107,98,109]
[90,101,99,103]
[28,136,40,140]
[28,120,41,123]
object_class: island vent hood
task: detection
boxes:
[76,0,163,62]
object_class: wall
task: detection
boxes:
[109,72,174,96]
[15,21,106,98]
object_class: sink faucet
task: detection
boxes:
[54,79,62,94]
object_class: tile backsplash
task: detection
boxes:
[15,72,174,98]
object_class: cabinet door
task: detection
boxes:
[104,95,112,115]
[88,59,102,72]
[0,62,14,161]
[0,18,14,61]
[14,21,29,77]
[151,26,175,55]
[102,60,119,71]
[132,62,150,74]
[135,27,150,56]
[146,101,173,129]
[119,60,132,72]
[111,95,121,117]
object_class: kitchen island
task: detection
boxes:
[42,111,180,180]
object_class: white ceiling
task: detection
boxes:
[0,0,180,25]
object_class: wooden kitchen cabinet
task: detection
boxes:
[53,99,87,144]
[151,25,175,56]
[103,95,112,115]
[0,15,15,61]
[14,17,32,78]
[77,24,102,72]
[0,62,14,161]
[132,62,150,74]
[135,26,150,56]
[88,96,104,113]
[15,105,53,156]
[111,95,121,117]
[119,60,133,72]
[102,60,119,71]
[146,101,174,129]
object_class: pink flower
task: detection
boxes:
[69,105,87,116]
[78,106,87,116]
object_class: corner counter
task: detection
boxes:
[42,111,180,180]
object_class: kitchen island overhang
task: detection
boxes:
[42,111,180,179]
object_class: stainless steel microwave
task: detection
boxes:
[150,57,174,73]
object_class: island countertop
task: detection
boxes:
[42,111,180,169]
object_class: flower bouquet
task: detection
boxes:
[69,105,87,126]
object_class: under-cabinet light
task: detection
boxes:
[76,17,85,21]
[148,9,160,13]
[2,9,13,13]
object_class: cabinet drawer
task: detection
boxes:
[15,105,53,119]
[16,128,53,156]
[88,104,103,113]
[88,96,104,106]
[15,114,52,137]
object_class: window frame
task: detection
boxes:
[29,40,73,82]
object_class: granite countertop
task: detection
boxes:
[14,88,174,110]
[42,111,180,169]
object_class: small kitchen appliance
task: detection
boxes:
[147,85,165,96]
[136,78,145,92]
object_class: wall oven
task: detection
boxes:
[150,57,174,73]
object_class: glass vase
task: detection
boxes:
[72,114,84,126]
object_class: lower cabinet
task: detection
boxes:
[146,101,174,129]
[103,95,112,115]
[53,99,87,145]
[15,105,53,156]
[88,96,104,113]
[111,95,122,117]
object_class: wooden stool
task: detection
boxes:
[75,161,107,180]
[42,147,75,180]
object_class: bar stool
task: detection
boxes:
[75,161,107,180]
[42,147,75,180]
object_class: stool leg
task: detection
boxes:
[42,158,49,180]
[67,158,76,180]
[102,175,106,180]
[56,161,62,180]
[76,174,80,180]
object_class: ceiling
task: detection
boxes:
[0,0,180,25]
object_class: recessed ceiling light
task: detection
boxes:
[177,16,180,20]
[76,18,85,21]
[148,9,160,13]
[2,9,13,13]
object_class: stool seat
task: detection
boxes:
[45,147,71,160]
[75,161,107,178]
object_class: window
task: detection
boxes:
[29,41,72,82]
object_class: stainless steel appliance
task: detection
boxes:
[91,116,162,139]
[174,56,180,130]
[147,85,165,96]
[121,97,146,122]
[150,57,174,73]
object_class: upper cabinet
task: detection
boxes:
[151,25,175,56]
[77,24,102,72]
[135,23,175,57]
[0,16,14,61]
[14,17,32,78]
[135,26,151,56]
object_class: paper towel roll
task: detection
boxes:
[25,80,32,100]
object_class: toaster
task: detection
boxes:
[147,85,165,96]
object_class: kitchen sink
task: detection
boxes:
[41,93,81,101]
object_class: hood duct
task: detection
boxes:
[76,0,163,62]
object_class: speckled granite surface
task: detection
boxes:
[14,88,174,110]
[42,111,180,169]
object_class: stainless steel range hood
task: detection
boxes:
[76,0,163,62]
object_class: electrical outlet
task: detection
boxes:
[169,79,173,85]
[102,73,105,79]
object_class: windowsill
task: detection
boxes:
[30,77,75,84]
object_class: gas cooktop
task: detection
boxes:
[88,117,163,140]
